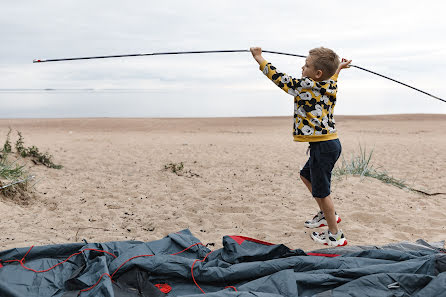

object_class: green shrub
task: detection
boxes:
[15,131,62,169]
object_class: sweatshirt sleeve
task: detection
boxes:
[259,60,304,96]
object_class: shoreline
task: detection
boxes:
[1,113,445,120]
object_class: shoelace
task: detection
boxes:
[315,231,327,239]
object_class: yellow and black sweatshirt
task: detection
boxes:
[260,60,339,142]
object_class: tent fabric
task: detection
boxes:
[0,229,445,297]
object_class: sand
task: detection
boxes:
[0,115,445,252]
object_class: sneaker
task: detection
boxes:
[304,211,341,228]
[310,230,347,247]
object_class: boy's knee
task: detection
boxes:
[314,193,330,199]
[300,172,311,183]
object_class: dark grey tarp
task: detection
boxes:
[0,229,444,297]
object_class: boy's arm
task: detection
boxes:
[335,58,352,76]
[250,47,302,96]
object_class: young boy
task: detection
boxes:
[250,47,351,246]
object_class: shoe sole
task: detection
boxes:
[305,216,341,229]
[325,239,347,247]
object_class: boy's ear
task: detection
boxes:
[315,70,323,80]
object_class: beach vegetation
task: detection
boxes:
[0,153,26,181]
[1,129,62,202]
[164,162,200,178]
[333,145,441,195]
[0,155,32,200]
[1,130,32,202]
[333,145,409,190]
[2,128,12,154]
[164,162,184,174]
[15,131,62,169]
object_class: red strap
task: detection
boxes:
[228,235,275,246]
[307,252,340,257]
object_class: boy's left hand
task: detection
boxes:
[335,58,352,76]
[339,58,352,70]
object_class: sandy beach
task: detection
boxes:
[0,115,445,252]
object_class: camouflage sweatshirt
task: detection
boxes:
[260,60,339,142]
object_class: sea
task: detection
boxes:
[1,89,445,118]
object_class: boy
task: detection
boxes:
[250,47,351,246]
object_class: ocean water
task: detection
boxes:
[1,89,445,118]
[0,89,294,118]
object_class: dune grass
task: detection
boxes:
[333,145,409,190]
[0,154,26,181]
[1,129,61,198]
[0,129,29,194]
[333,146,446,196]
[0,149,31,196]
[0,129,23,180]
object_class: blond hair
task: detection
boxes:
[309,47,340,80]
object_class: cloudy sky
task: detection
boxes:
[1,0,445,118]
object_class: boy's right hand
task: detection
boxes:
[250,47,266,65]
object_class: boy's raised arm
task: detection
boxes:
[250,46,302,96]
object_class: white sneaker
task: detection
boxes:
[310,229,347,247]
[304,211,341,228]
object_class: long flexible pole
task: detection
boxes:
[33,49,445,103]
[350,65,445,103]
[32,50,306,63]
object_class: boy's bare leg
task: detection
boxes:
[300,174,338,233]
[300,175,323,210]
[317,195,338,234]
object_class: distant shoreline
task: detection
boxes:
[0,114,445,121]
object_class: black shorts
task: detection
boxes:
[300,139,342,198]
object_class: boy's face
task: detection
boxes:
[301,56,323,80]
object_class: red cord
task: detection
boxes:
[225,286,238,291]
[3,246,117,273]
[191,250,213,294]
[110,254,154,279]
[170,242,205,256]
[80,273,113,293]
[1,241,232,295]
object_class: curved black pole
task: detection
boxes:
[32,49,307,63]
[33,49,445,103]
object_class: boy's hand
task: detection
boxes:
[336,58,352,75]
[250,47,262,57]
[339,58,352,70]
[250,47,266,65]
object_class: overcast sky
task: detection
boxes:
[1,0,445,117]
